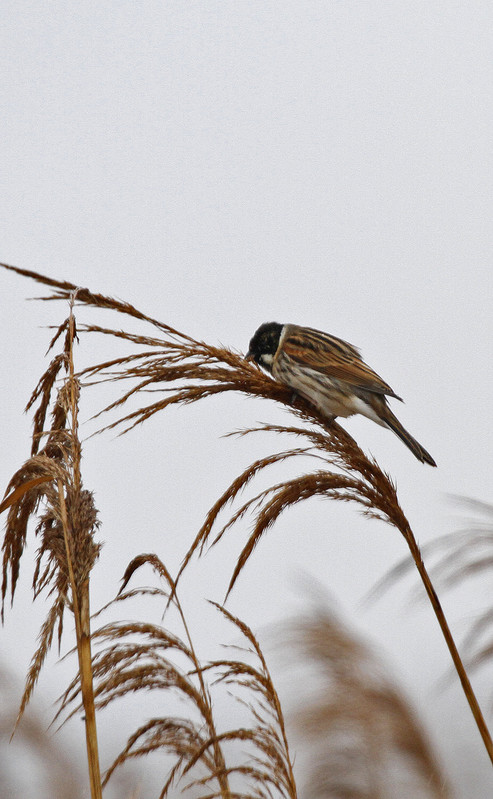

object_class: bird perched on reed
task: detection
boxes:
[246,322,436,466]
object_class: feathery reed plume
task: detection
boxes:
[290,603,450,798]
[1,261,492,765]
[0,295,103,798]
[59,554,296,799]
[207,601,297,799]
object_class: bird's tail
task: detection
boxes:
[383,408,436,467]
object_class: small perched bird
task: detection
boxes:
[246,322,436,466]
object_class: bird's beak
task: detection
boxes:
[245,350,254,362]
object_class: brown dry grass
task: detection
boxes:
[1,261,492,792]
[290,603,450,798]
[58,554,296,799]
[0,288,103,797]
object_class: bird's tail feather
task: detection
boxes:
[384,409,436,467]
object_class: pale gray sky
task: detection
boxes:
[1,2,493,796]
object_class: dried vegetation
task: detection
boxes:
[0,262,491,797]
[290,604,450,798]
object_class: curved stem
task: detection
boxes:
[405,527,493,765]
[173,592,231,798]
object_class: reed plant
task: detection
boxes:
[56,553,297,799]
[289,601,451,797]
[0,292,103,797]
[0,261,491,796]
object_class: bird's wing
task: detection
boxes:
[281,325,402,399]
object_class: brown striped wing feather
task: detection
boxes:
[281,325,402,400]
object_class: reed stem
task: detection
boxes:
[58,480,102,799]
[405,527,493,765]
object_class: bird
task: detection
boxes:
[246,322,436,466]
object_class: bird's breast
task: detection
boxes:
[272,358,356,418]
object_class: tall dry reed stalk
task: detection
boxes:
[0,291,103,798]
[1,261,492,777]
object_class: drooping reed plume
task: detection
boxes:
[0,291,103,798]
[1,261,492,771]
[58,554,297,799]
[289,602,450,798]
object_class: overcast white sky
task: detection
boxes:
[1,2,493,796]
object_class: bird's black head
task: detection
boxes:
[246,322,283,371]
